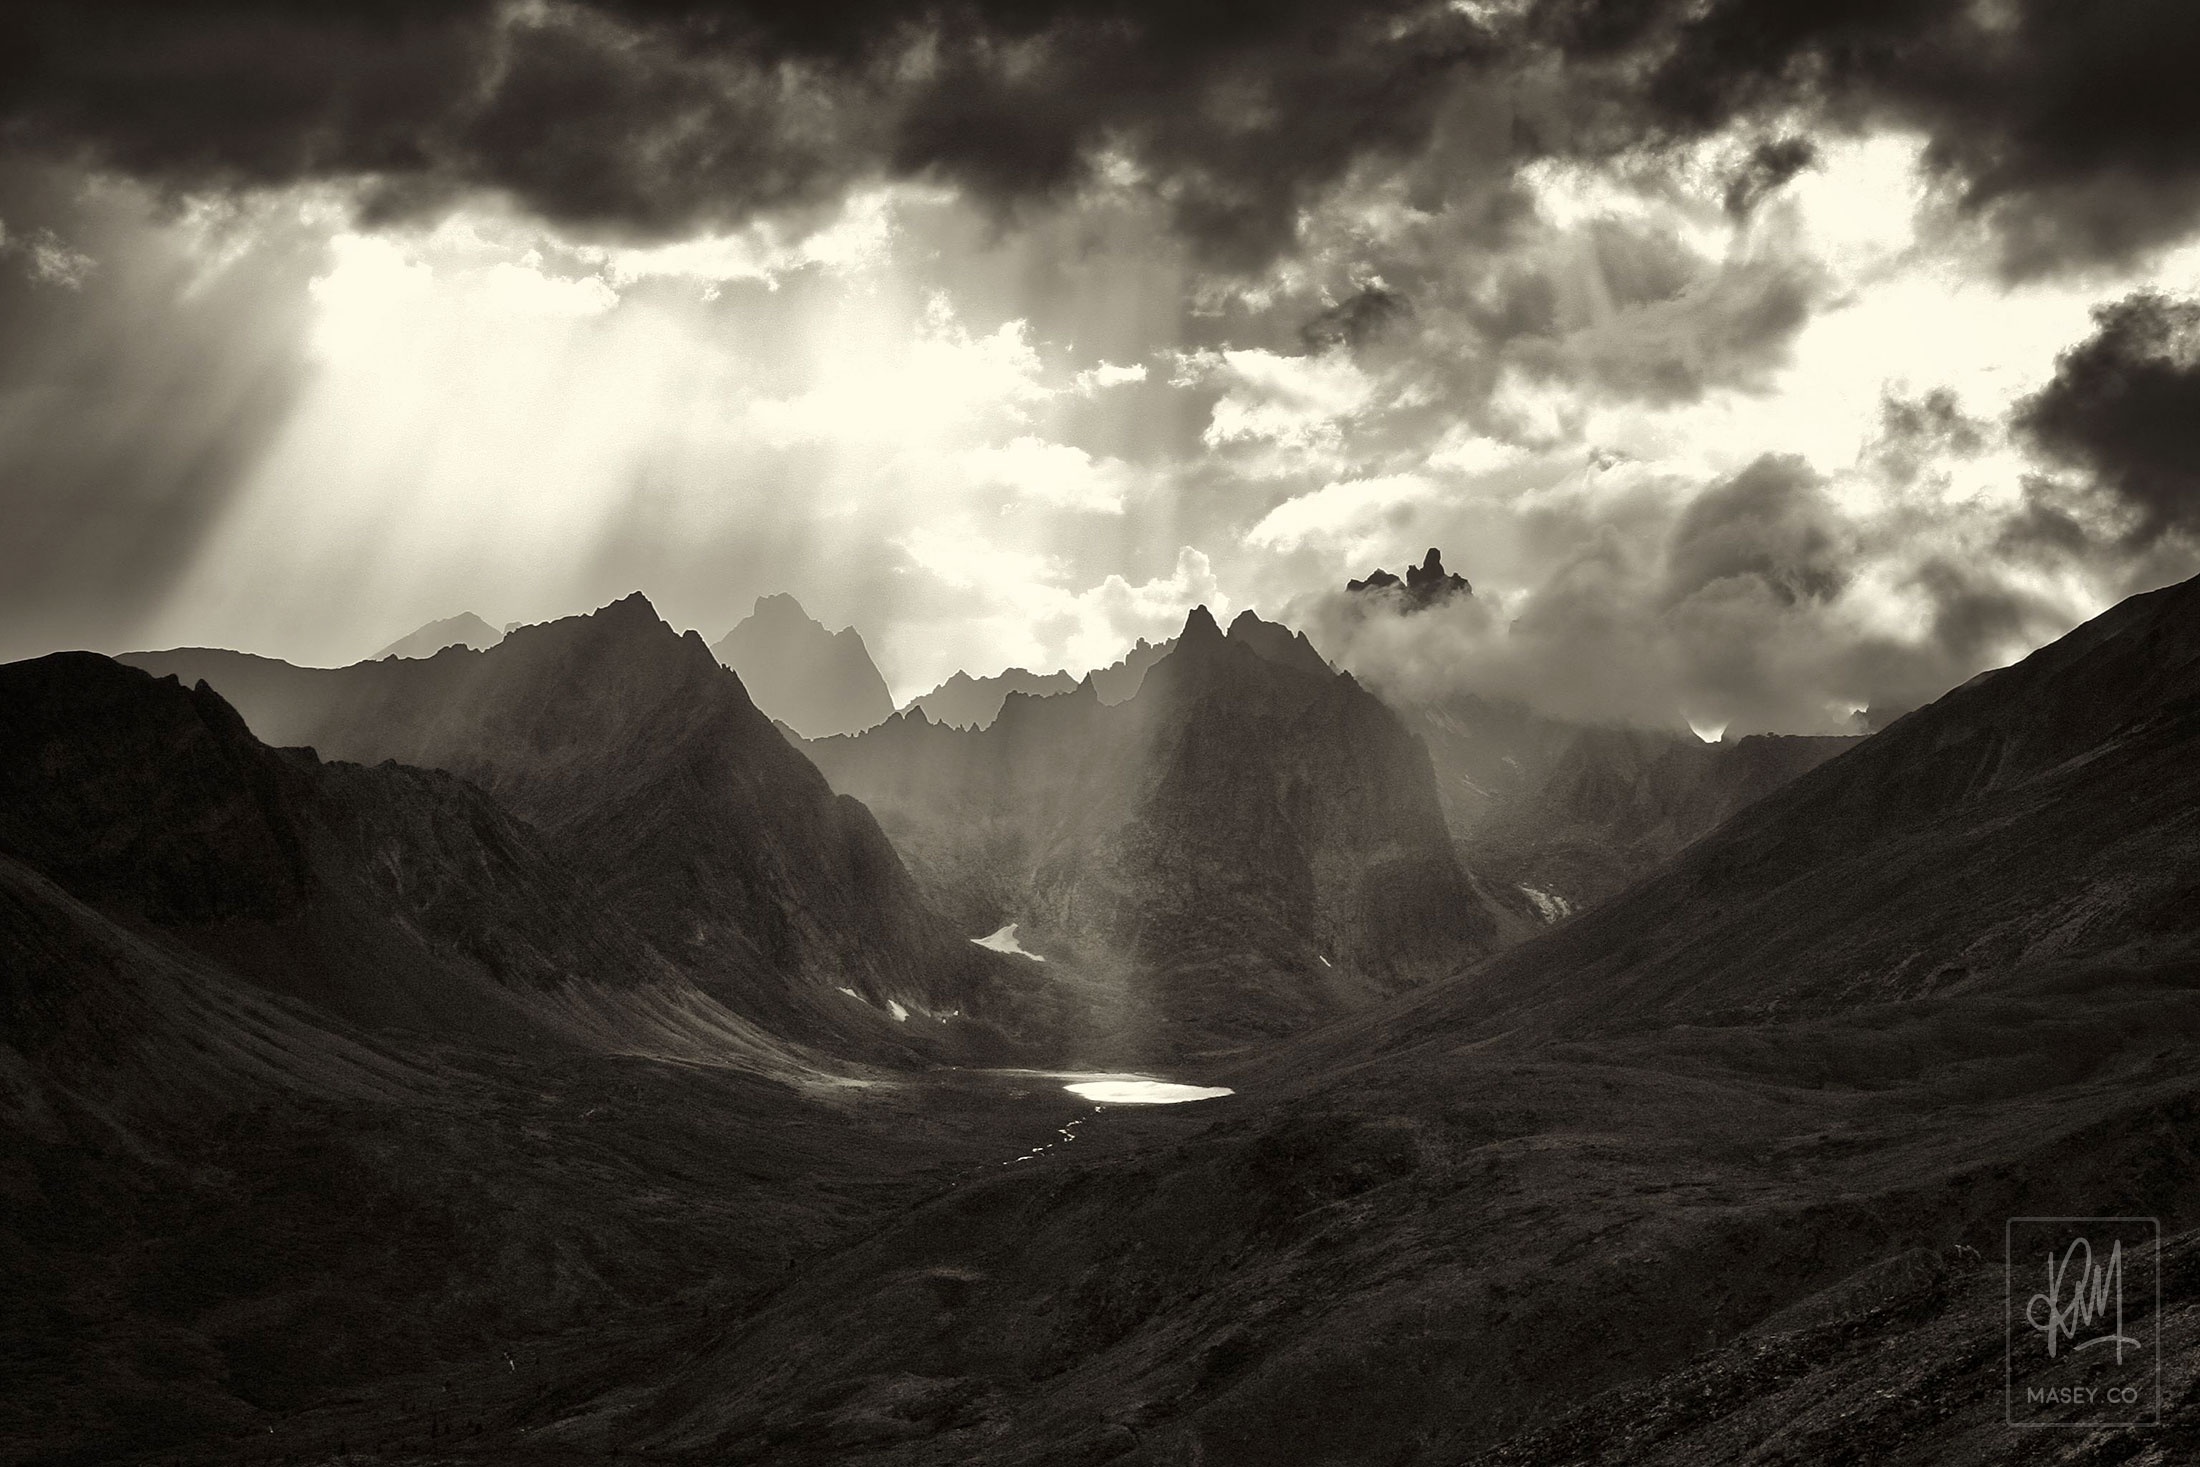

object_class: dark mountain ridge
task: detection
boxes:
[125,596,1046,1057]
[1390,568,2200,1043]
[0,651,823,1065]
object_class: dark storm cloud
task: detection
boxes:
[0,0,1505,269]
[1721,136,1816,218]
[1868,386,1988,487]
[1300,284,1409,353]
[1529,0,2200,278]
[2014,292,2200,548]
[1663,454,1849,608]
[6,1,2198,277]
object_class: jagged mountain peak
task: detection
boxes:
[1179,604,1225,645]
[1348,546,1473,610]
[1225,609,1333,679]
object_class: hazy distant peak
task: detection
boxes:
[711,592,895,739]
[372,611,504,661]
[1181,605,1225,644]
[746,591,814,627]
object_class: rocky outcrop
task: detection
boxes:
[1347,547,1472,610]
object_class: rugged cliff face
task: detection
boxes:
[124,597,1048,1057]
[805,605,1498,1058]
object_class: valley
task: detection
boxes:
[7,571,2200,1464]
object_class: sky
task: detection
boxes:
[3,0,2198,733]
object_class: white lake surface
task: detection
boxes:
[971,923,1045,961]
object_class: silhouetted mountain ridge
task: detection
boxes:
[902,636,1178,729]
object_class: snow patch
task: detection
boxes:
[1520,886,1573,923]
[972,923,1044,961]
[887,999,909,1022]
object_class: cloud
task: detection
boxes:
[1533,0,2200,279]
[1190,347,1378,467]
[0,0,1507,271]
[1722,136,1816,218]
[1299,283,1409,352]
[1244,474,1444,554]
[958,436,1132,513]
[1868,386,1989,488]
[1662,454,1848,608]
[887,537,1224,693]
[1291,450,2119,734]
[2014,290,2200,548]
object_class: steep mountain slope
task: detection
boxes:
[805,606,1498,1058]
[125,598,1046,1056]
[371,611,503,661]
[1370,569,2200,1044]
[902,636,1177,730]
[710,593,895,738]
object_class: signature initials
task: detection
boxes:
[2026,1238,2141,1363]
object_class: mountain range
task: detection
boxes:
[900,637,1177,729]
[804,606,1498,1059]
[124,595,1050,1057]
[588,567,2200,1467]
[7,568,2199,1463]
